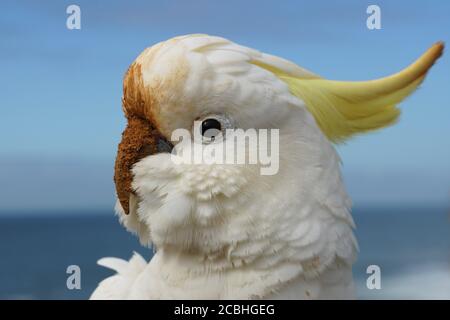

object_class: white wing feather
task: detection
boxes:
[90,252,147,300]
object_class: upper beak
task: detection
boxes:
[157,135,174,153]
[114,116,173,215]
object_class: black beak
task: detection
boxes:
[115,115,174,215]
[157,136,174,153]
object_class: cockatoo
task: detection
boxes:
[91,35,443,300]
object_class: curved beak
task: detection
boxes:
[114,116,173,215]
[157,135,174,153]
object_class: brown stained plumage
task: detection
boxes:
[115,49,190,214]
[122,63,156,120]
[115,63,162,214]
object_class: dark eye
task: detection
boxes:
[195,114,233,144]
[201,118,222,139]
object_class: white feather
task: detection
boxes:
[92,34,358,299]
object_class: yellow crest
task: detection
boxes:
[253,42,444,143]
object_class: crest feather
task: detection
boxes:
[253,42,444,142]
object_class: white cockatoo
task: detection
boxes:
[91,34,443,299]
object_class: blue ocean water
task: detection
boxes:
[0,207,448,299]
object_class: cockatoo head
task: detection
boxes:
[114,35,443,259]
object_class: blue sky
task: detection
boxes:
[0,0,449,212]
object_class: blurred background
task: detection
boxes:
[0,0,449,299]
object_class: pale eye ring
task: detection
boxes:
[195,114,233,144]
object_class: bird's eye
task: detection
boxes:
[201,118,222,140]
[194,114,233,144]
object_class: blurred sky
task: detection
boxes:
[0,0,449,212]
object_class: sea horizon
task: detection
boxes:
[0,205,448,299]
